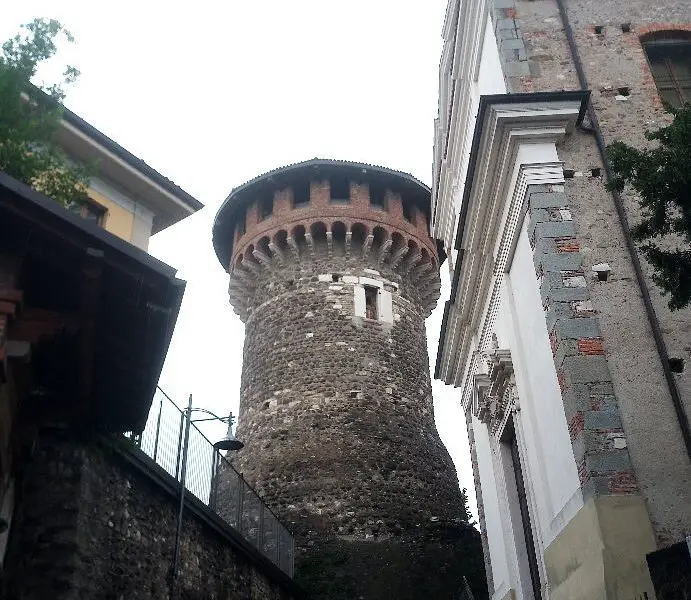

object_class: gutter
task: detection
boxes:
[555,0,691,462]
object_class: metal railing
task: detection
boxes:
[127,388,294,577]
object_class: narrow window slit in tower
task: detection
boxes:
[370,183,386,210]
[617,86,630,97]
[621,23,632,33]
[594,25,605,35]
[330,176,351,204]
[364,286,378,320]
[563,169,576,179]
[292,180,311,208]
[591,167,602,178]
[332,274,341,282]
[259,194,273,220]
[402,202,414,223]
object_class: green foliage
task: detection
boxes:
[0,18,90,206]
[607,104,691,310]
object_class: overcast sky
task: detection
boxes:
[3,0,476,518]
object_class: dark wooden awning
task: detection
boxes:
[0,172,186,432]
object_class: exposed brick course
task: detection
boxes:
[578,338,605,356]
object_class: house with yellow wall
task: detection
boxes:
[54,107,202,249]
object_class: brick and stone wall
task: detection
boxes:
[2,430,302,600]
[527,183,640,499]
[487,0,691,547]
[214,164,487,600]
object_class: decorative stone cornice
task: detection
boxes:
[228,226,441,322]
[436,92,588,386]
[470,347,516,438]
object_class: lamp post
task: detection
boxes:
[170,394,243,588]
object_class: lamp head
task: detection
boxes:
[214,420,244,451]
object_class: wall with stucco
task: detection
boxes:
[494,0,691,546]
[502,220,583,545]
[88,176,155,250]
[470,217,585,600]
[432,11,507,248]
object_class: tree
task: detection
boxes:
[607,104,691,310]
[0,18,90,206]
[460,487,475,525]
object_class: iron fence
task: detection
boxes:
[127,388,294,577]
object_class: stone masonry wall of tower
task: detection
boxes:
[212,161,486,600]
[491,0,691,546]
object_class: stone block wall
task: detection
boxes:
[526,183,640,499]
[2,430,302,600]
[218,252,487,599]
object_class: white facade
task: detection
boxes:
[433,3,589,598]
[432,0,506,252]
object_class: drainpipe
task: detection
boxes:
[555,0,691,462]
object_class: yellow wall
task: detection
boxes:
[88,188,135,243]
[544,496,657,600]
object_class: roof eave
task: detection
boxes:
[57,107,203,232]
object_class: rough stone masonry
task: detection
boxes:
[212,160,486,600]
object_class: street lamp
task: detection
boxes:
[171,394,243,586]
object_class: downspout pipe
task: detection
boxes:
[555,0,691,462]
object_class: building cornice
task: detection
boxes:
[435,92,589,384]
[432,0,490,247]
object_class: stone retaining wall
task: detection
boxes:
[2,430,302,600]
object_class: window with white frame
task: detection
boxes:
[353,278,393,323]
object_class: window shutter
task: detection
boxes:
[354,285,366,318]
[379,289,393,324]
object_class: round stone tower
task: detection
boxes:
[212,159,485,600]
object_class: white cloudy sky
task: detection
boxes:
[3,0,476,518]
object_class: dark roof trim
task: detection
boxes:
[0,170,179,280]
[434,90,590,380]
[61,107,203,212]
[222,158,430,204]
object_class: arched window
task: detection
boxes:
[642,32,691,108]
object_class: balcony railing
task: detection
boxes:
[127,388,294,577]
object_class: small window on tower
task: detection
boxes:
[369,183,387,210]
[237,210,246,237]
[364,286,378,320]
[402,202,415,223]
[259,194,273,221]
[292,180,311,208]
[329,176,351,204]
